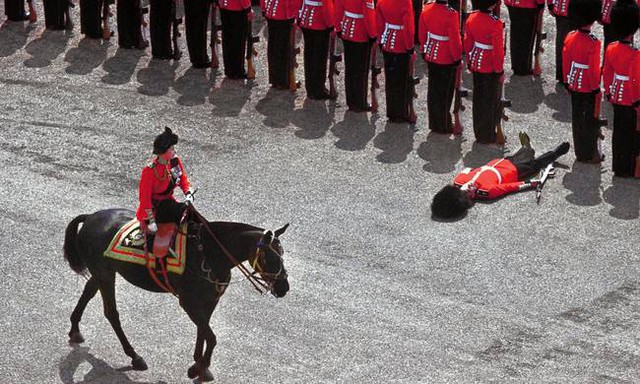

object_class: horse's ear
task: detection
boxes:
[260,230,274,245]
[274,223,289,237]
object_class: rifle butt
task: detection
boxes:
[453,113,463,135]
[495,121,506,145]
[247,59,256,79]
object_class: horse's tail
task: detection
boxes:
[63,214,90,276]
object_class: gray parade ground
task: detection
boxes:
[1,3,639,383]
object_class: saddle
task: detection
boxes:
[104,219,187,275]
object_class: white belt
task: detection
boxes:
[427,32,449,41]
[344,11,364,19]
[304,0,322,6]
[385,23,403,30]
[460,161,503,189]
[571,62,589,70]
[474,42,493,50]
[614,73,629,81]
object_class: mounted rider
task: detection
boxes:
[136,127,195,258]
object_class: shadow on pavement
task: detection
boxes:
[291,98,336,140]
[0,20,31,58]
[603,176,640,220]
[173,66,213,106]
[543,81,572,123]
[462,141,507,169]
[373,121,416,163]
[24,29,71,68]
[562,160,604,206]
[417,131,463,174]
[255,87,296,128]
[101,47,146,85]
[331,111,376,151]
[209,77,253,117]
[505,75,545,114]
[65,37,110,75]
[136,59,178,96]
[59,346,167,384]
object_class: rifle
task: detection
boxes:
[328,34,342,100]
[246,14,259,79]
[532,5,547,76]
[210,2,222,68]
[370,44,381,113]
[102,0,113,40]
[65,1,75,31]
[635,106,640,177]
[535,163,556,204]
[289,24,301,92]
[408,52,419,124]
[452,0,467,135]
[496,26,510,145]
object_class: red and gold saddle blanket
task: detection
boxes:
[103,219,187,275]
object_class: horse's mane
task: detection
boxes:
[206,221,263,237]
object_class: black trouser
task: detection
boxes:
[80,0,112,38]
[413,0,422,44]
[472,72,501,143]
[184,0,210,67]
[570,90,599,162]
[267,18,294,88]
[554,15,580,82]
[427,62,457,133]
[154,199,187,224]
[117,0,144,48]
[611,104,639,177]
[507,6,537,76]
[343,39,372,110]
[383,51,411,122]
[302,27,331,98]
[44,0,68,29]
[221,8,249,79]
[150,0,173,59]
[4,0,25,21]
[508,144,568,179]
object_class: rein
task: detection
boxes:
[187,205,271,294]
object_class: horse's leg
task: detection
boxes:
[198,323,217,382]
[187,328,204,379]
[183,301,217,382]
[69,277,100,343]
[98,278,148,371]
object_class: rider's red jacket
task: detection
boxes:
[453,158,532,199]
[136,156,191,222]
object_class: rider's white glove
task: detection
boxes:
[185,190,195,204]
[147,221,158,233]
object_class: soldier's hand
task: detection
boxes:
[147,221,158,233]
[185,191,195,204]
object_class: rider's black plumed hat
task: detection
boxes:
[610,0,639,39]
[569,0,602,26]
[153,127,179,155]
[471,0,498,10]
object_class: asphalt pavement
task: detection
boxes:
[1,3,639,383]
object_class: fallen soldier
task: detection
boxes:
[431,132,570,219]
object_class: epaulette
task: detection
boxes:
[146,160,156,169]
[446,5,454,11]
[491,13,499,21]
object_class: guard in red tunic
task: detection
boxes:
[548,0,581,82]
[562,0,603,163]
[262,0,303,89]
[136,127,195,258]
[603,0,639,176]
[431,132,570,218]
[504,0,544,75]
[220,0,254,79]
[334,0,377,112]
[464,0,504,143]
[376,0,415,123]
[298,0,335,99]
[419,0,463,133]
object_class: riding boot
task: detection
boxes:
[152,223,176,258]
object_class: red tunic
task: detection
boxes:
[298,0,335,30]
[504,0,545,8]
[464,11,504,73]
[631,51,640,105]
[334,0,376,43]
[562,29,601,93]
[418,1,462,65]
[603,41,637,106]
[600,0,614,24]
[219,0,251,11]
[261,0,302,20]
[375,0,414,53]
[453,158,531,199]
[548,0,570,17]
[136,156,191,222]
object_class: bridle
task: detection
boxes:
[249,238,288,293]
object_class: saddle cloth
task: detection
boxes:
[103,219,187,275]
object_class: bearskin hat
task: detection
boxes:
[431,185,474,219]
[610,0,640,38]
[568,0,602,26]
[471,0,498,10]
[153,127,179,154]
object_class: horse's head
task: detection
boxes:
[250,224,290,298]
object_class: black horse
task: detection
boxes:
[63,208,290,382]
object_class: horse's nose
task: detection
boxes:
[273,279,289,298]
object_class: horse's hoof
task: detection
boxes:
[187,363,199,379]
[68,331,85,344]
[132,356,148,371]
[200,368,214,382]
